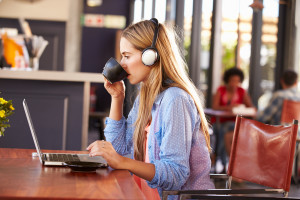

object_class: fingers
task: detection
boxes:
[86,140,98,150]
[86,140,104,150]
[87,141,124,169]
[103,77,108,82]
[89,149,105,157]
[104,79,112,90]
[88,140,109,157]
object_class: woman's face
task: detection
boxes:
[227,75,241,89]
[120,37,151,85]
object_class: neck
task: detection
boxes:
[227,86,237,92]
[282,83,297,90]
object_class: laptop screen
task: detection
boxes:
[23,99,43,164]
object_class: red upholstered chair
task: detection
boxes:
[163,116,298,200]
[280,99,300,184]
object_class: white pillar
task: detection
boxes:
[64,0,83,72]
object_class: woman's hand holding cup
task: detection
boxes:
[104,78,125,100]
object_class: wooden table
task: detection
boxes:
[0,148,145,200]
[204,108,237,118]
[204,108,241,134]
[204,108,256,130]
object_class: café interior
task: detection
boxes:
[1,0,300,199]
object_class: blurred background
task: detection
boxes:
[0,0,300,148]
[1,0,299,111]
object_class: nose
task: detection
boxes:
[120,59,126,68]
[119,57,124,65]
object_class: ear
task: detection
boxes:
[280,79,286,89]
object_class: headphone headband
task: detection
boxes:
[150,18,159,48]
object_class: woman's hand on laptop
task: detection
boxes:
[87,140,126,169]
[87,140,156,181]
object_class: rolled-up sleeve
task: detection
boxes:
[104,117,130,155]
[104,99,138,156]
[148,93,197,190]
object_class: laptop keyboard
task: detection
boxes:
[47,154,80,162]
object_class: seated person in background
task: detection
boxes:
[257,69,300,124]
[212,67,255,171]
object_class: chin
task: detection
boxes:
[128,79,141,85]
[129,80,138,85]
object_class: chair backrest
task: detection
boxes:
[227,116,298,192]
[281,99,300,125]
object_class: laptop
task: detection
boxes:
[23,99,108,167]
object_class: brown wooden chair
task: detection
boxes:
[281,99,300,125]
[162,116,298,200]
[281,99,300,184]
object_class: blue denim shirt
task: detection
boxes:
[104,87,214,198]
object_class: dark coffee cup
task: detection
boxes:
[101,57,128,83]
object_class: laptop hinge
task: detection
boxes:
[43,153,47,161]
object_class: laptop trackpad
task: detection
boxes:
[78,154,107,164]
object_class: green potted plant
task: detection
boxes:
[0,96,14,136]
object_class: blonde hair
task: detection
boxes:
[122,20,211,161]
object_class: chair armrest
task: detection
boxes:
[210,173,228,179]
[180,194,299,200]
[162,188,287,200]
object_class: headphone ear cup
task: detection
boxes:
[142,48,159,66]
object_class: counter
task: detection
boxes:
[0,69,104,82]
[0,70,104,150]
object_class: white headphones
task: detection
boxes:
[141,18,160,66]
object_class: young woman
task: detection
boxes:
[87,18,214,199]
[212,67,255,171]
[212,67,253,112]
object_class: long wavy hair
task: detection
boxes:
[121,20,211,161]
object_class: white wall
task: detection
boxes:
[0,0,71,21]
